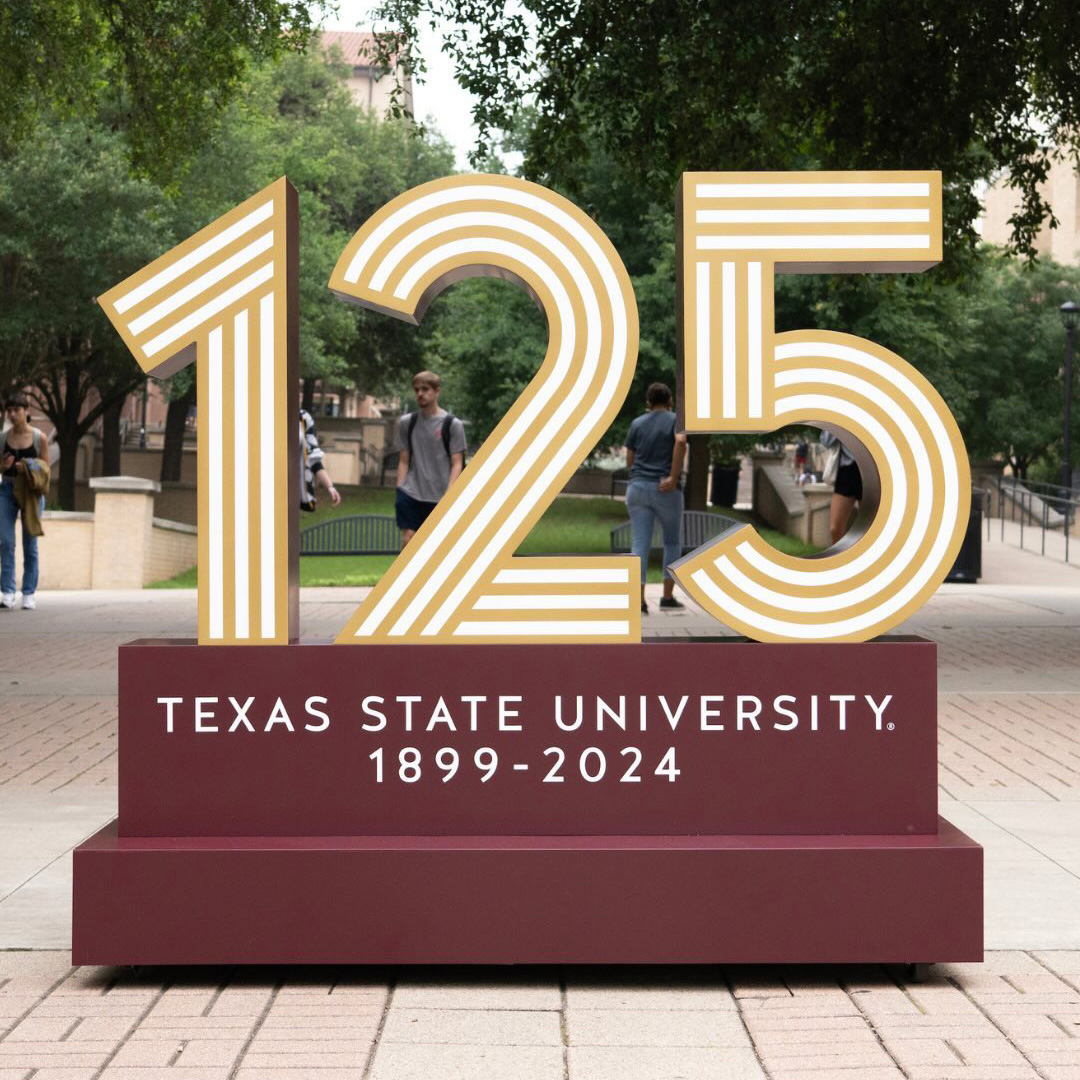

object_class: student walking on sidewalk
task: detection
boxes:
[394,371,466,545]
[624,382,688,615]
[0,394,48,610]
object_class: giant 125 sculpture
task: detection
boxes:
[72,171,982,968]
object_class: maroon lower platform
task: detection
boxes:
[72,636,983,965]
[72,818,981,966]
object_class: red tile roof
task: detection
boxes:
[320,30,380,68]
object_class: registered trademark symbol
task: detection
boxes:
[887,723,895,731]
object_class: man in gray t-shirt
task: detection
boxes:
[394,370,467,544]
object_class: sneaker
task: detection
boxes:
[21,595,35,610]
[659,596,685,610]
[0,593,14,609]
[640,600,649,614]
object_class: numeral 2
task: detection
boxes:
[329,176,641,644]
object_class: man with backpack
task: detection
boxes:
[394,371,466,544]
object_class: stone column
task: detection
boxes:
[89,476,160,589]
[800,482,834,548]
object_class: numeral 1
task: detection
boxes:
[99,179,298,645]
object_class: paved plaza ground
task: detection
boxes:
[1,534,1080,1079]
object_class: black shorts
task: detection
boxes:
[834,460,862,500]
[395,487,438,532]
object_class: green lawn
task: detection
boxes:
[149,490,821,588]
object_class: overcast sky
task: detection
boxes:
[321,1,483,169]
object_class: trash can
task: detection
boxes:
[711,463,740,507]
[945,488,984,583]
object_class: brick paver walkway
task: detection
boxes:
[2,534,1080,1078]
[5,952,1080,1079]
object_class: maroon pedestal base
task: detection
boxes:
[72,637,983,965]
[72,817,981,966]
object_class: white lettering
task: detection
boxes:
[304,696,330,732]
[157,696,183,734]
[831,694,856,731]
[195,697,219,733]
[264,697,294,731]
[736,695,762,731]
[554,695,584,731]
[700,695,725,730]
[425,696,457,732]
[866,694,894,730]
[361,695,386,732]
[461,695,487,732]
[228,695,256,733]
[396,695,421,732]
[773,694,798,731]
[498,695,523,731]
[596,695,627,731]
[660,695,690,731]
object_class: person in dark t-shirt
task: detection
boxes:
[624,382,688,615]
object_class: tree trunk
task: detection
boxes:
[56,430,81,510]
[302,378,315,414]
[685,434,710,511]
[160,382,195,482]
[100,395,124,476]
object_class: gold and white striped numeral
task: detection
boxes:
[673,171,970,642]
[330,175,640,644]
[99,178,298,645]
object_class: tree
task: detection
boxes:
[0,0,326,182]
[374,0,1080,261]
[171,48,456,398]
[0,119,168,506]
[960,257,1080,478]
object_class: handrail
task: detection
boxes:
[992,476,1078,565]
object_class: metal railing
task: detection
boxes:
[991,476,1080,565]
[610,510,741,556]
[300,515,399,555]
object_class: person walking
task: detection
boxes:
[624,382,688,615]
[394,371,466,545]
[820,429,861,545]
[0,394,48,610]
[299,409,342,512]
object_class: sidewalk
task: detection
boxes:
[1,535,1079,1079]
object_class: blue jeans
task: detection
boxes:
[0,479,41,596]
[626,479,683,582]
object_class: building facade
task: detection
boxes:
[982,156,1080,265]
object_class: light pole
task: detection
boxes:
[139,379,149,450]
[1062,301,1079,491]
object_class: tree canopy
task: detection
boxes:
[374,0,1080,260]
[0,0,326,180]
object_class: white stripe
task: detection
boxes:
[721,262,736,419]
[141,262,274,358]
[259,293,276,639]
[128,233,274,335]
[455,621,630,637]
[207,327,224,640]
[696,208,931,223]
[695,262,711,420]
[695,183,930,199]
[114,202,274,313]
[233,309,249,640]
[357,240,577,638]
[747,262,763,418]
[473,594,630,610]
[697,235,931,251]
[493,568,629,584]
